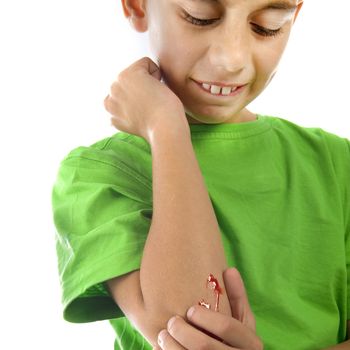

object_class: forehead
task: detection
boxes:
[178,0,298,11]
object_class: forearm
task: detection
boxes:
[139,124,231,343]
[321,340,350,349]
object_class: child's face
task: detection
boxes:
[125,0,302,124]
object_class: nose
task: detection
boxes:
[207,20,251,75]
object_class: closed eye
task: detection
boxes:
[250,23,283,37]
[183,13,283,38]
[184,13,219,26]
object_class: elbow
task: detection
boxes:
[132,309,172,349]
[137,293,210,348]
[138,297,229,348]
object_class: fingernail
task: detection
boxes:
[167,316,177,330]
[158,329,167,346]
[187,306,195,319]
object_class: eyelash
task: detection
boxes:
[184,13,283,38]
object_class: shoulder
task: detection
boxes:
[269,115,350,192]
[62,131,151,166]
[269,115,350,158]
[58,131,153,189]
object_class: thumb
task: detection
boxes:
[130,56,162,81]
[144,57,162,81]
[223,267,256,331]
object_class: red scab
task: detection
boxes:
[207,274,222,294]
[198,274,223,312]
[198,299,211,309]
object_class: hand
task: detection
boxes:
[104,56,189,142]
[154,268,263,350]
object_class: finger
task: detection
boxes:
[157,329,186,350]
[167,315,232,350]
[104,94,119,116]
[104,95,127,130]
[223,268,256,330]
[127,56,162,81]
[139,56,162,80]
[186,305,258,349]
[146,57,162,80]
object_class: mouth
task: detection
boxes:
[192,79,247,97]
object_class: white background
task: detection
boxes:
[0,0,349,349]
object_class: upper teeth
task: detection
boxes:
[202,83,237,95]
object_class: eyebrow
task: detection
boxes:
[185,0,298,12]
[261,1,298,11]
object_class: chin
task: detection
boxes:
[186,106,242,124]
[186,112,227,125]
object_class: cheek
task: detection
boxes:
[255,37,291,76]
[259,52,281,74]
[149,16,190,63]
[155,29,198,83]
[251,38,290,91]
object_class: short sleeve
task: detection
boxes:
[343,138,350,318]
[51,151,152,323]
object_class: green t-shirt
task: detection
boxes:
[51,115,350,349]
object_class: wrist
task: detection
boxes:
[146,116,191,146]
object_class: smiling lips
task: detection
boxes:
[194,79,246,96]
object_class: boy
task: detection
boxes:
[51,0,350,349]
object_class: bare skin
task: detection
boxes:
[105,56,234,346]
[104,0,350,348]
[121,0,303,125]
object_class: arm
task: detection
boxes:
[156,267,263,350]
[320,322,350,349]
[141,125,232,336]
[107,125,232,347]
[321,341,350,350]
